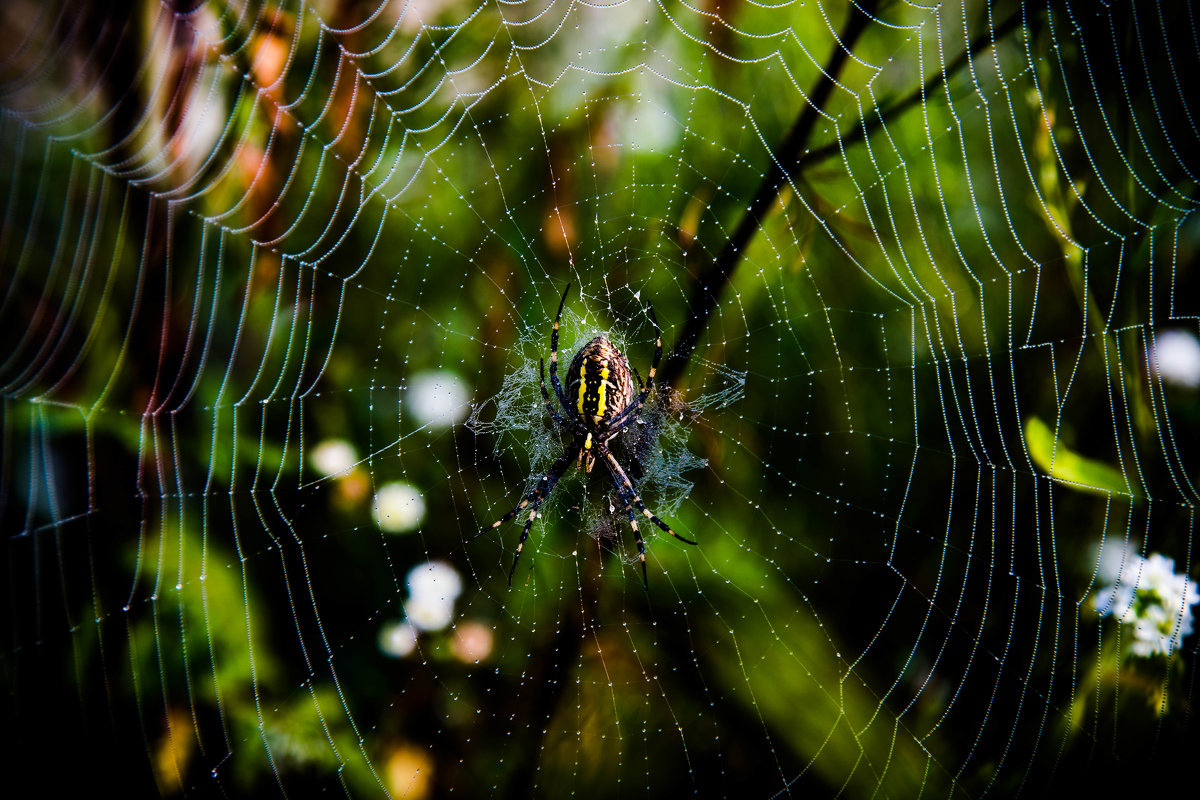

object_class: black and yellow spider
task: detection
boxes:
[472,284,696,588]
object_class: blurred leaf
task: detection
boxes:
[1024,416,1139,500]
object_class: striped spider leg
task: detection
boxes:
[469,441,582,585]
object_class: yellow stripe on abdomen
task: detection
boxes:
[576,358,611,423]
[595,363,609,421]
[576,361,588,416]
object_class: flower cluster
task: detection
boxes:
[1091,542,1199,657]
[404,561,464,632]
[379,561,463,657]
[378,561,494,664]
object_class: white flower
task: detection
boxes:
[1149,328,1200,388]
[1092,582,1136,623]
[1091,544,1199,657]
[404,594,455,632]
[403,561,462,632]
[372,482,426,533]
[378,620,418,658]
[1092,538,1140,621]
[407,561,463,604]
[1096,537,1140,584]
[407,370,471,429]
[310,439,358,477]
[1141,553,1181,595]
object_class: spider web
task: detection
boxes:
[3,0,1199,796]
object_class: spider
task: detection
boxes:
[471,283,696,589]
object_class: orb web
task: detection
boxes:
[2,1,1198,797]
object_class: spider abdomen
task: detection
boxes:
[566,336,635,426]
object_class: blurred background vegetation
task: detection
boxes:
[2,0,1198,796]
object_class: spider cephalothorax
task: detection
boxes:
[472,283,696,589]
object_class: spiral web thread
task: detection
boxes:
[2,1,1198,796]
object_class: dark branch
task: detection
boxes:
[659,0,1035,390]
[799,4,1032,171]
[659,0,878,389]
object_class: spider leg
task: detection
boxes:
[509,510,538,587]
[600,447,697,545]
[548,283,572,412]
[469,441,582,585]
[540,358,567,427]
[599,389,649,439]
[644,301,661,394]
[611,479,649,590]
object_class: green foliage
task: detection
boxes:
[4,1,1198,797]
[1024,416,1139,500]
